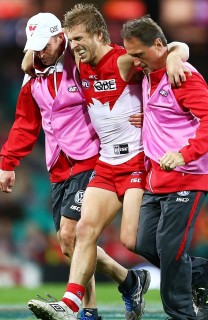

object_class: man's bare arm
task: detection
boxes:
[21,50,35,76]
[167,42,192,88]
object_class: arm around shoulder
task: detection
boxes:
[167,41,189,62]
[21,50,35,77]
[166,41,192,88]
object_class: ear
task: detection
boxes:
[96,31,104,42]
[154,38,163,53]
[58,32,65,41]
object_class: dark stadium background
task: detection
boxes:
[0,0,207,287]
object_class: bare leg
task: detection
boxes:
[120,188,144,251]
[97,246,128,284]
[69,187,122,286]
[57,217,77,258]
[57,217,97,309]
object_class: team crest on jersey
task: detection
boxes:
[82,79,90,88]
[74,190,85,204]
[68,86,78,92]
[159,89,168,97]
[94,79,116,92]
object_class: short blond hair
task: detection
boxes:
[64,3,110,45]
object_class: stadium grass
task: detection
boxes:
[0,282,161,305]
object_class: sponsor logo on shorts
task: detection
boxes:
[114,144,129,154]
[89,170,96,182]
[74,190,85,205]
[70,205,81,212]
[177,191,190,196]
[49,303,65,312]
[176,197,189,203]
[94,79,116,92]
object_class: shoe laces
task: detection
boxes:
[197,288,208,306]
[192,287,198,306]
[36,293,58,303]
[122,285,142,312]
[137,270,145,288]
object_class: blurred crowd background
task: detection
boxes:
[0,0,208,287]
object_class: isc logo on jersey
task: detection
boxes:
[94,79,116,92]
[131,178,142,183]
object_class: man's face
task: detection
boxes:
[67,25,101,66]
[34,34,63,66]
[123,37,161,72]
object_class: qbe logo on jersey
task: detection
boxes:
[94,79,116,91]
[74,190,85,205]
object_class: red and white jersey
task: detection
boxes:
[79,44,143,165]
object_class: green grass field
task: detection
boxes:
[0,282,161,305]
[0,282,165,320]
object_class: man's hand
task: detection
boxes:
[0,169,15,193]
[129,113,143,128]
[159,151,185,171]
[166,51,192,88]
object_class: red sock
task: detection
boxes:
[61,283,85,312]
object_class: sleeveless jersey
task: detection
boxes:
[79,44,143,165]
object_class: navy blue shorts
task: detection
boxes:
[51,170,94,231]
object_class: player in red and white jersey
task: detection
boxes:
[24,4,190,320]
[79,43,143,165]
[57,4,189,320]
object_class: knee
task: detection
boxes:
[120,235,136,252]
[76,219,99,244]
[120,227,137,252]
[58,227,75,258]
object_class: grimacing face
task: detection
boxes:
[67,25,102,66]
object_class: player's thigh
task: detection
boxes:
[81,186,122,234]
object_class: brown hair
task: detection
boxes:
[121,15,167,47]
[63,3,110,45]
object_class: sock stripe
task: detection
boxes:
[63,291,82,308]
